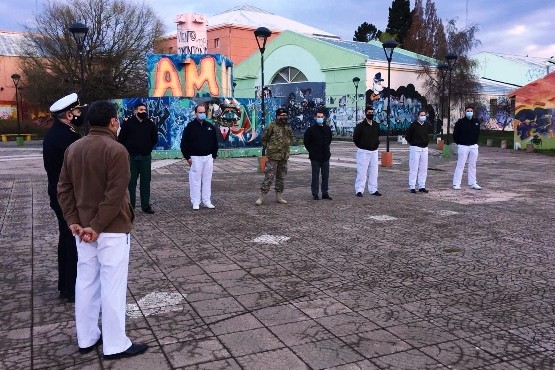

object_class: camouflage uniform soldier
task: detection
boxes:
[256,108,293,205]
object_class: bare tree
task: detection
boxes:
[20,0,164,110]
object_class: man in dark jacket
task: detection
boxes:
[452,105,482,190]
[304,109,332,200]
[118,102,158,214]
[353,105,381,197]
[43,92,84,302]
[180,104,219,210]
[405,109,430,193]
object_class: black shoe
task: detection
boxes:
[410,189,417,194]
[142,206,155,214]
[322,193,332,200]
[312,194,320,200]
[356,192,363,197]
[79,336,102,354]
[418,188,429,193]
[371,191,382,196]
[103,343,148,360]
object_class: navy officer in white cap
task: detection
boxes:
[42,92,84,303]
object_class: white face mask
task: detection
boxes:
[117,126,121,137]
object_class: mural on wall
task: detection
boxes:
[327,82,427,136]
[265,82,326,135]
[175,13,208,55]
[475,96,514,131]
[147,54,233,98]
[0,105,16,119]
[511,74,555,149]
[114,97,295,151]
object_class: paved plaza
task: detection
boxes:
[1,139,555,369]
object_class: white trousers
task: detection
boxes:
[408,146,428,189]
[189,155,214,206]
[453,144,479,186]
[355,148,379,193]
[75,233,132,355]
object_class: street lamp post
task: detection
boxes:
[69,22,89,133]
[11,74,22,144]
[254,27,272,129]
[382,39,397,154]
[437,63,448,138]
[352,77,360,124]
[445,53,458,145]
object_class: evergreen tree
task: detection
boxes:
[385,0,412,46]
[353,22,382,42]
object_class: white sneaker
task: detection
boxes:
[470,184,482,190]
[203,202,215,209]
[192,204,200,210]
[453,185,461,190]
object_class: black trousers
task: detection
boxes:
[310,160,330,196]
[50,198,77,296]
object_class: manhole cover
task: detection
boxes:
[126,291,186,318]
[253,234,291,245]
[369,215,398,221]
[443,247,461,253]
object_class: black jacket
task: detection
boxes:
[43,120,81,202]
[180,119,219,160]
[453,117,480,145]
[405,121,430,148]
[353,119,380,151]
[304,123,332,161]
[118,115,158,156]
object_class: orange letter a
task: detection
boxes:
[152,57,182,97]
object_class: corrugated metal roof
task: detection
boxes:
[0,31,28,56]
[165,5,338,39]
[479,78,517,95]
[315,38,437,65]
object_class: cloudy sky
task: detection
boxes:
[2,0,554,58]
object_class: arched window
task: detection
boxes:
[270,67,308,84]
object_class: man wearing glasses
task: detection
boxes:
[256,108,293,205]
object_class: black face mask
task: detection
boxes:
[366,113,374,120]
[137,112,148,119]
[72,113,84,127]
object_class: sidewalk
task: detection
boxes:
[1,140,554,369]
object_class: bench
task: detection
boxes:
[1,134,37,142]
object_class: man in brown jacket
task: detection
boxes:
[58,100,147,359]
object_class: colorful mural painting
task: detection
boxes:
[509,72,555,149]
[147,54,233,98]
[326,83,426,137]
[475,96,514,131]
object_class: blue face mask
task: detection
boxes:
[316,117,324,125]
[197,113,206,121]
[418,115,426,123]
[465,112,473,119]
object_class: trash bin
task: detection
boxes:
[16,136,24,147]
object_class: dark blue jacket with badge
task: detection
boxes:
[43,119,81,202]
[180,118,219,160]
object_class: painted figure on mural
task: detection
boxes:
[255,108,293,206]
[304,108,333,200]
[452,105,482,190]
[57,100,148,359]
[118,102,158,214]
[180,104,219,210]
[43,93,84,303]
[405,110,430,194]
[353,105,382,197]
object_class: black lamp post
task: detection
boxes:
[254,26,272,129]
[69,22,89,133]
[352,77,360,123]
[382,39,397,152]
[437,63,448,137]
[445,53,458,144]
[11,73,21,139]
